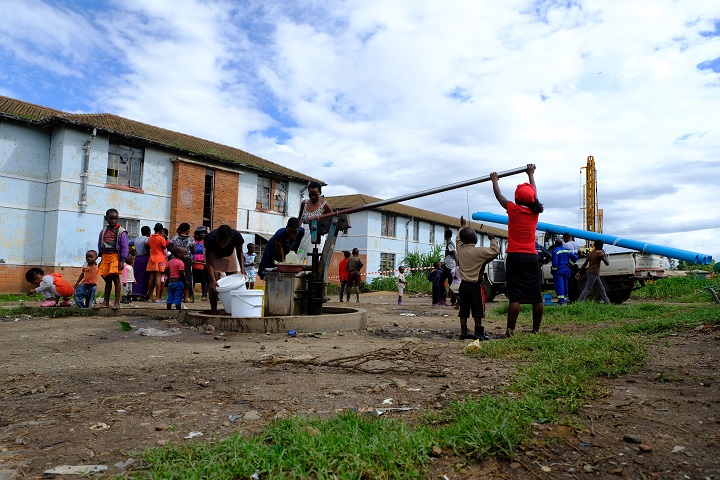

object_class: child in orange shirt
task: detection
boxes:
[147,223,169,302]
[74,250,99,308]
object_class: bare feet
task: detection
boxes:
[93,303,109,310]
[111,303,120,310]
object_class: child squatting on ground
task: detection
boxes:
[74,250,99,308]
[456,216,500,340]
[397,265,407,305]
[165,247,186,310]
[26,268,75,307]
[95,208,129,310]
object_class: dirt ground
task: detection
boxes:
[0,293,718,479]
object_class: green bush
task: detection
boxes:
[369,276,399,292]
[632,275,719,301]
[402,245,443,271]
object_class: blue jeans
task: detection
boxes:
[74,283,97,308]
[167,281,184,307]
[578,273,610,304]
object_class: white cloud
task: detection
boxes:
[1,0,718,261]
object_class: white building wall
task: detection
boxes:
[0,120,318,268]
[334,211,370,253]
[0,121,51,265]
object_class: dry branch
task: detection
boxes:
[259,343,449,377]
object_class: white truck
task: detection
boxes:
[483,251,666,304]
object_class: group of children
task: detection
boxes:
[25,209,259,310]
[425,262,461,307]
[395,216,501,341]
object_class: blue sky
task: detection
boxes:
[1,0,719,262]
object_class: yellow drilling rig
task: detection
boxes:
[580,155,603,247]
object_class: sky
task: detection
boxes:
[1,0,719,263]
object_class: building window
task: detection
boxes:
[107,141,144,188]
[413,219,419,242]
[429,224,435,244]
[203,168,214,228]
[380,252,396,273]
[256,176,287,214]
[381,213,397,237]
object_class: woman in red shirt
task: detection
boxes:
[490,164,544,337]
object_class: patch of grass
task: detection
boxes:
[615,305,715,335]
[119,321,133,332]
[0,306,33,318]
[0,293,34,303]
[437,395,551,459]
[0,305,96,319]
[490,301,674,327]
[133,413,435,479]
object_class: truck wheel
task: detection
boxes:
[483,275,496,302]
[608,289,632,304]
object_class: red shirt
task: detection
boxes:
[506,202,539,254]
[339,258,349,281]
[167,258,185,279]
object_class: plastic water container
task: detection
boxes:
[230,290,264,318]
[216,274,247,315]
[543,293,553,305]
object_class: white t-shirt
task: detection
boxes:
[563,240,581,255]
[444,239,457,269]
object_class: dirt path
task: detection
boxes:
[1,294,718,479]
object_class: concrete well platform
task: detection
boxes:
[183,306,367,333]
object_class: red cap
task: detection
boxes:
[515,183,536,204]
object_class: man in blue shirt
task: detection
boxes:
[258,218,303,280]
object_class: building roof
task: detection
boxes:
[0,95,321,183]
[325,193,507,237]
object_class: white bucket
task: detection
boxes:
[216,274,247,315]
[230,290,264,318]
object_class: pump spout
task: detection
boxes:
[471,211,713,265]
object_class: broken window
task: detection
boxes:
[107,141,144,188]
[256,176,287,214]
[381,213,397,237]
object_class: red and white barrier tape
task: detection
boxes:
[328,265,433,280]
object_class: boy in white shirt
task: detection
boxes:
[397,266,407,305]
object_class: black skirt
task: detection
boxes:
[505,252,542,304]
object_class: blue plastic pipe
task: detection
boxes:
[472,212,713,265]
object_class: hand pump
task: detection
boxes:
[303,166,529,314]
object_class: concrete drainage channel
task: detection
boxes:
[184,306,367,333]
[20,305,367,334]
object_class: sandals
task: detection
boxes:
[40,299,57,307]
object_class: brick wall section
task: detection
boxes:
[326,252,367,284]
[169,161,206,233]
[0,265,84,294]
[212,170,239,229]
